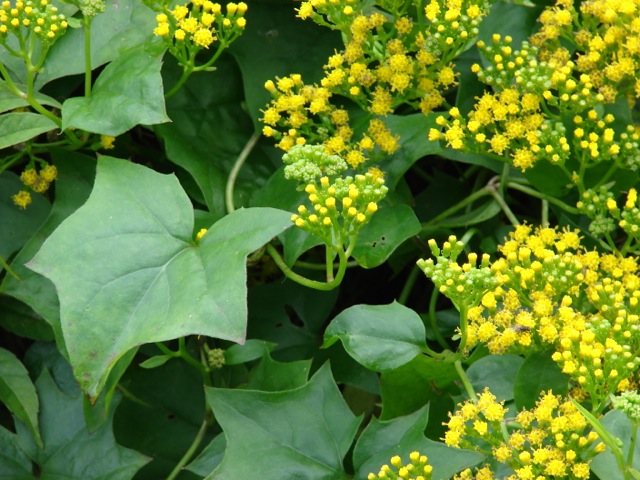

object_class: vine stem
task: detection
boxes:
[225,132,260,214]
[454,359,477,402]
[84,16,93,97]
[166,415,209,480]
[266,243,347,291]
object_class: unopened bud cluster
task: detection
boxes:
[417,236,497,311]
[282,144,347,185]
[290,169,387,248]
[367,451,433,480]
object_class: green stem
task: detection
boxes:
[0,255,20,281]
[541,199,549,227]
[628,423,638,473]
[294,259,358,270]
[506,182,580,214]
[84,16,93,97]
[397,265,419,305]
[178,337,208,375]
[486,186,520,227]
[165,64,194,99]
[423,186,491,227]
[266,243,347,291]
[325,245,335,281]
[454,359,477,402]
[428,287,450,350]
[166,415,209,480]
[225,132,260,214]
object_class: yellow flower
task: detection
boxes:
[12,190,32,208]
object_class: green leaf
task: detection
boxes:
[246,353,312,391]
[0,347,42,448]
[0,80,62,113]
[10,368,148,479]
[0,427,31,476]
[28,156,292,399]
[323,302,427,372]
[138,355,172,369]
[224,339,276,365]
[432,198,502,228]
[113,357,211,478]
[0,296,54,341]
[353,406,485,480]
[591,410,640,480]
[0,112,58,150]
[228,2,342,129]
[1,151,96,348]
[248,279,339,361]
[0,171,51,261]
[37,0,157,87]
[205,364,361,479]
[466,354,524,402]
[478,2,544,48]
[156,55,271,218]
[378,113,444,188]
[379,355,458,442]
[62,47,169,136]
[352,204,421,268]
[514,349,569,410]
[186,434,226,477]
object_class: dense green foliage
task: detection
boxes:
[2,0,640,478]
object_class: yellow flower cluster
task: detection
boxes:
[262,74,398,167]
[532,0,640,101]
[153,0,246,49]
[290,169,387,248]
[448,389,605,480]
[431,23,640,177]
[444,224,640,410]
[263,0,489,167]
[12,163,57,208]
[0,0,68,45]
[367,451,434,480]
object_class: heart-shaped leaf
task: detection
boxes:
[28,156,292,399]
[323,302,427,371]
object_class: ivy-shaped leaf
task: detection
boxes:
[28,157,292,400]
[205,364,361,479]
[353,406,485,480]
[0,368,147,479]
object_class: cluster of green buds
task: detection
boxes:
[12,163,57,208]
[283,144,347,184]
[606,188,640,244]
[204,345,225,370]
[0,0,68,48]
[576,186,618,236]
[613,390,640,425]
[285,144,387,252]
[417,236,497,312]
[367,452,433,480]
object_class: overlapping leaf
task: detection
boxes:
[28,157,292,399]
[205,364,361,479]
